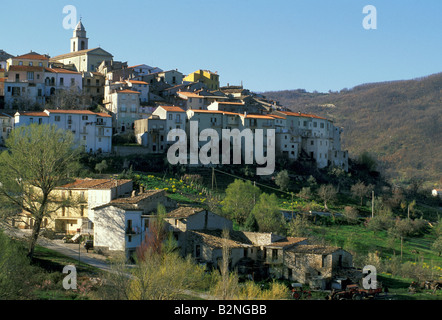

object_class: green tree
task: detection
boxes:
[297,187,312,200]
[244,213,259,232]
[222,179,261,226]
[0,124,81,259]
[432,236,442,256]
[95,160,108,174]
[287,214,311,237]
[275,170,290,191]
[251,193,285,234]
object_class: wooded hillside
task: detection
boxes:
[263,72,442,186]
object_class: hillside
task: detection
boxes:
[263,73,442,186]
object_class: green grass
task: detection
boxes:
[27,245,102,300]
[309,223,442,266]
[378,274,442,300]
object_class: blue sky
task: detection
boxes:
[2,0,442,93]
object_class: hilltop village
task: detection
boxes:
[0,21,360,291]
[0,21,348,171]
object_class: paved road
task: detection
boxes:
[1,223,112,272]
[1,223,217,299]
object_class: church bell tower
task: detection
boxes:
[70,20,88,52]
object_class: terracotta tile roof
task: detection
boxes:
[166,206,205,218]
[242,114,275,120]
[158,105,185,113]
[9,65,45,72]
[96,112,112,118]
[45,67,81,74]
[46,109,96,115]
[217,101,245,105]
[278,111,327,120]
[58,179,132,190]
[16,111,49,117]
[177,91,203,98]
[117,89,141,94]
[128,80,149,85]
[127,64,144,69]
[14,53,49,60]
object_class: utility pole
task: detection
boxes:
[371,190,375,218]
[291,192,294,220]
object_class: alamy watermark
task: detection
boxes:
[362,265,377,289]
[362,5,377,30]
[167,121,275,176]
[62,265,77,290]
[62,5,77,30]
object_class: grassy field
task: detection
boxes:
[28,245,102,300]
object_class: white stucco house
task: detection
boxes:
[92,189,169,258]
[14,109,113,153]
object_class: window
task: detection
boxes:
[60,78,64,86]
[15,74,20,81]
[18,61,23,66]
[54,116,60,122]
[27,72,34,81]
[29,62,33,66]
[168,114,173,120]
[71,78,75,86]
[310,140,314,145]
[82,116,88,121]
[320,122,325,129]
[272,249,278,261]
[195,245,201,258]
[313,122,317,128]
[39,62,43,67]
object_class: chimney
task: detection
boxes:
[131,190,136,198]
[139,185,144,194]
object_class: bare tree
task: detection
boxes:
[351,181,373,206]
[317,184,337,211]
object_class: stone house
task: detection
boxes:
[284,245,355,290]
